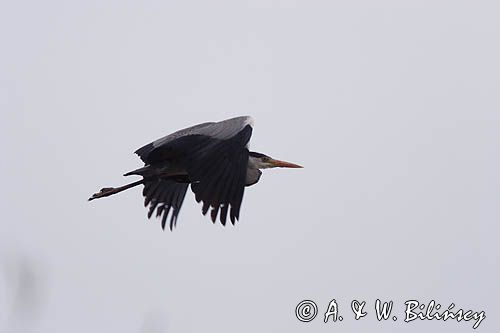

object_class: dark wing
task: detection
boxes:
[142,179,189,230]
[136,135,209,166]
[134,116,253,164]
[134,123,213,163]
[187,125,252,225]
[133,116,254,226]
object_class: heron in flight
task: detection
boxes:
[89,116,302,230]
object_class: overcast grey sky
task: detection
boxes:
[1,1,499,332]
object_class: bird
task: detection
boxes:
[89,116,302,230]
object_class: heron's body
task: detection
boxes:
[89,116,302,230]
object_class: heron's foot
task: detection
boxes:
[88,187,115,201]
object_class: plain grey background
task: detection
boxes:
[1,1,498,332]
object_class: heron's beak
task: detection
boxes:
[269,158,303,168]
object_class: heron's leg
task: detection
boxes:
[88,179,144,201]
[88,187,118,200]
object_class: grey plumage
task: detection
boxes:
[135,116,254,162]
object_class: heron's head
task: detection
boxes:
[249,152,303,169]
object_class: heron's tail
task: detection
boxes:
[88,179,144,201]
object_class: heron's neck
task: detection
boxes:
[246,156,263,186]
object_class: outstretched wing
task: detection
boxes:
[187,124,253,225]
[142,179,189,230]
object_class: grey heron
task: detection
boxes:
[89,116,302,230]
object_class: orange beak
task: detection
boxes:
[269,158,303,168]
